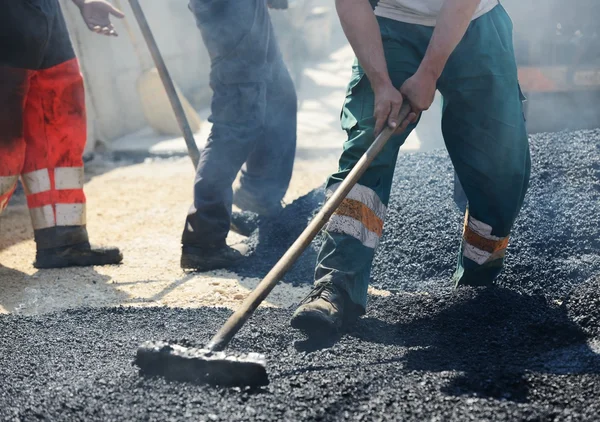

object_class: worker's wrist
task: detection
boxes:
[71,0,86,7]
[368,71,393,93]
[417,58,444,82]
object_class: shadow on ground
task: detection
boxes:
[0,263,125,315]
[351,287,600,403]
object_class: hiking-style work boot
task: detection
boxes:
[34,243,123,269]
[291,282,350,335]
[180,243,245,272]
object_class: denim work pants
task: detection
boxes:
[182,0,297,248]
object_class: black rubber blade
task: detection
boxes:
[134,341,269,387]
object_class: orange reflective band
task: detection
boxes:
[334,198,384,237]
[461,212,509,265]
[463,225,509,254]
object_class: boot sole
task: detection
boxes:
[34,250,123,269]
[290,310,340,337]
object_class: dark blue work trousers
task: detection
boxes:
[182,0,297,248]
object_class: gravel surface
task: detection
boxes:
[234,188,325,284]
[238,129,600,299]
[2,129,599,420]
[1,284,599,421]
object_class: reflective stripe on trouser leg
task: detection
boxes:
[21,166,86,230]
[434,6,530,286]
[314,28,421,311]
[453,210,509,286]
[461,211,509,265]
[317,183,389,313]
[22,58,89,248]
[324,183,386,249]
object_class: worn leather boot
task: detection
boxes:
[291,282,351,335]
[34,242,123,269]
[180,243,246,272]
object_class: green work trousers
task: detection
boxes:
[315,5,531,313]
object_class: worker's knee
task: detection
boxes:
[460,153,530,237]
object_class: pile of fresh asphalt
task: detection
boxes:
[1,281,599,420]
[237,129,600,299]
[2,129,599,420]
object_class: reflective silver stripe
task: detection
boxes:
[55,167,84,190]
[463,214,508,265]
[466,215,504,241]
[21,169,51,195]
[325,214,380,249]
[327,182,387,220]
[463,243,492,265]
[30,205,55,229]
[55,203,86,226]
[0,175,18,195]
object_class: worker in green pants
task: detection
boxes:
[291,0,531,335]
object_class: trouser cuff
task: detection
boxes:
[453,258,504,288]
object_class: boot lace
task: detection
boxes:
[299,282,335,305]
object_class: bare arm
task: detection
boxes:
[420,0,481,81]
[336,0,483,134]
[336,0,415,134]
[335,0,391,93]
[401,0,481,113]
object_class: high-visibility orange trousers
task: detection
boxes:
[0,1,89,250]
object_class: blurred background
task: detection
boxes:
[55,0,600,158]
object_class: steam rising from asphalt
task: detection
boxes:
[502,0,600,133]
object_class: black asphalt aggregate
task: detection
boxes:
[1,282,599,421]
[238,129,600,299]
[1,129,599,421]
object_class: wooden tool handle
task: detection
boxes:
[207,102,412,351]
[128,0,201,168]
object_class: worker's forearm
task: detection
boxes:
[335,0,391,90]
[419,0,481,80]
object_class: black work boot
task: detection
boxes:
[180,243,245,272]
[291,282,351,336]
[34,242,123,269]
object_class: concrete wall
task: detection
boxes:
[59,0,211,153]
